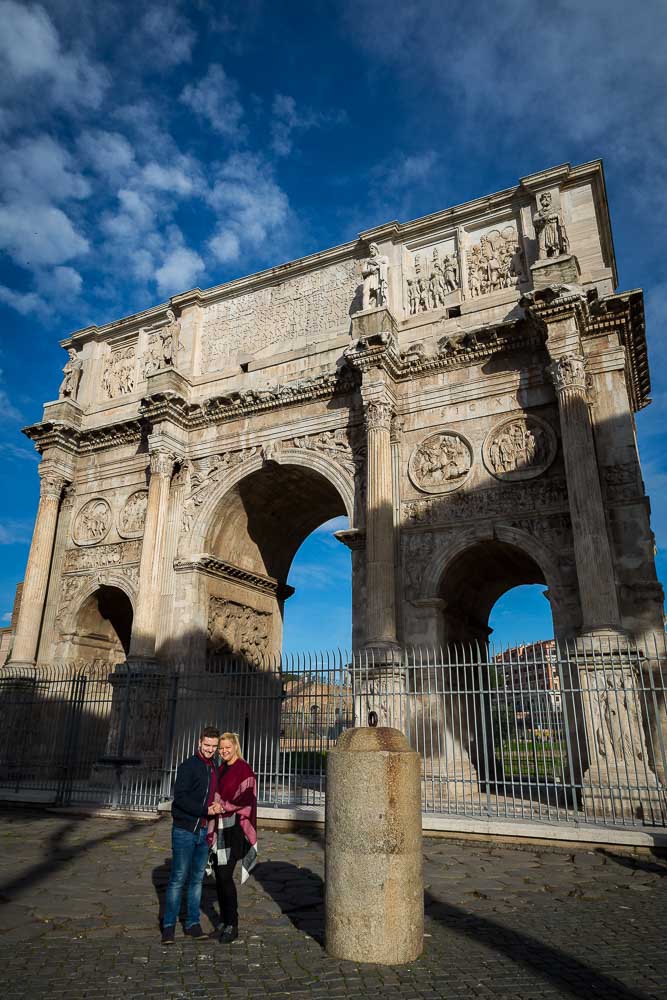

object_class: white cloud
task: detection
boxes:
[180,64,245,137]
[0,374,22,421]
[77,129,135,180]
[133,4,196,68]
[0,440,39,462]
[208,230,241,264]
[155,243,205,295]
[0,0,108,111]
[271,93,347,157]
[0,518,34,545]
[0,201,89,268]
[37,265,83,297]
[0,284,46,317]
[141,161,199,196]
[207,152,290,264]
[0,134,90,202]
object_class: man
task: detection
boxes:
[161,726,222,944]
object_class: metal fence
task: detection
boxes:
[0,635,666,830]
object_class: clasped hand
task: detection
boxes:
[207,802,224,816]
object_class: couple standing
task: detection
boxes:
[161,727,258,945]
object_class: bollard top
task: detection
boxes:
[334,727,412,753]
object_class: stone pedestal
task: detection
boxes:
[325,727,423,964]
[530,253,581,289]
[575,637,666,824]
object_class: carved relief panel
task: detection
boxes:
[118,490,148,538]
[463,222,526,299]
[102,345,136,398]
[403,237,460,316]
[201,258,361,373]
[408,431,473,494]
[208,596,271,661]
[73,498,112,546]
[482,415,557,482]
[64,539,142,572]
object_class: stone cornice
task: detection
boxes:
[22,420,80,457]
[521,285,650,412]
[587,290,650,412]
[22,416,145,456]
[173,554,293,600]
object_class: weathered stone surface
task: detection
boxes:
[325,728,423,964]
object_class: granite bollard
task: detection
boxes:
[325,726,423,964]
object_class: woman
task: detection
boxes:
[209,732,258,943]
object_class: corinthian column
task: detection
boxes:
[364,396,399,650]
[9,469,68,668]
[549,352,621,632]
[129,448,175,660]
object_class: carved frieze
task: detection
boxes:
[403,476,568,526]
[201,259,360,373]
[585,668,649,765]
[208,596,271,661]
[602,464,643,503]
[408,431,473,494]
[465,224,524,298]
[482,415,557,482]
[64,539,142,572]
[118,490,148,538]
[288,428,364,474]
[73,498,112,546]
[102,346,136,398]
[402,530,437,598]
[181,448,259,532]
[405,243,459,315]
[503,513,574,555]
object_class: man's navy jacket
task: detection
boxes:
[171,754,218,832]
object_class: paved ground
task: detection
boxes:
[0,808,665,999]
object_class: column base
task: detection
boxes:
[582,766,666,824]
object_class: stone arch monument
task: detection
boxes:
[7,160,664,674]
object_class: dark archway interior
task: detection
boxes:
[439,540,547,645]
[75,585,133,656]
[209,463,347,584]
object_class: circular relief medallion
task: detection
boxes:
[118,489,148,538]
[408,431,473,494]
[73,497,112,546]
[482,415,557,482]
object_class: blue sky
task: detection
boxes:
[0,1,665,651]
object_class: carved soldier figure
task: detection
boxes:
[361,242,389,310]
[59,348,83,400]
[443,254,458,292]
[160,308,181,367]
[533,191,569,259]
[414,255,429,312]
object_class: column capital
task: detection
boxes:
[364,398,394,432]
[38,469,69,500]
[548,352,587,394]
[149,448,176,477]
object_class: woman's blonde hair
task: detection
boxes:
[219,732,243,760]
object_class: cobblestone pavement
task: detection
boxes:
[0,808,666,999]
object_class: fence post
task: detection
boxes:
[159,671,180,803]
[55,672,86,807]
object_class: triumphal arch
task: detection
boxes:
[7,160,664,676]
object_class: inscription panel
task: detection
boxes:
[201,259,360,372]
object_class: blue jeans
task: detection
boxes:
[163,825,210,929]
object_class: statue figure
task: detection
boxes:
[430,248,448,308]
[59,348,83,400]
[361,242,389,310]
[414,255,429,312]
[533,191,569,259]
[160,308,181,367]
